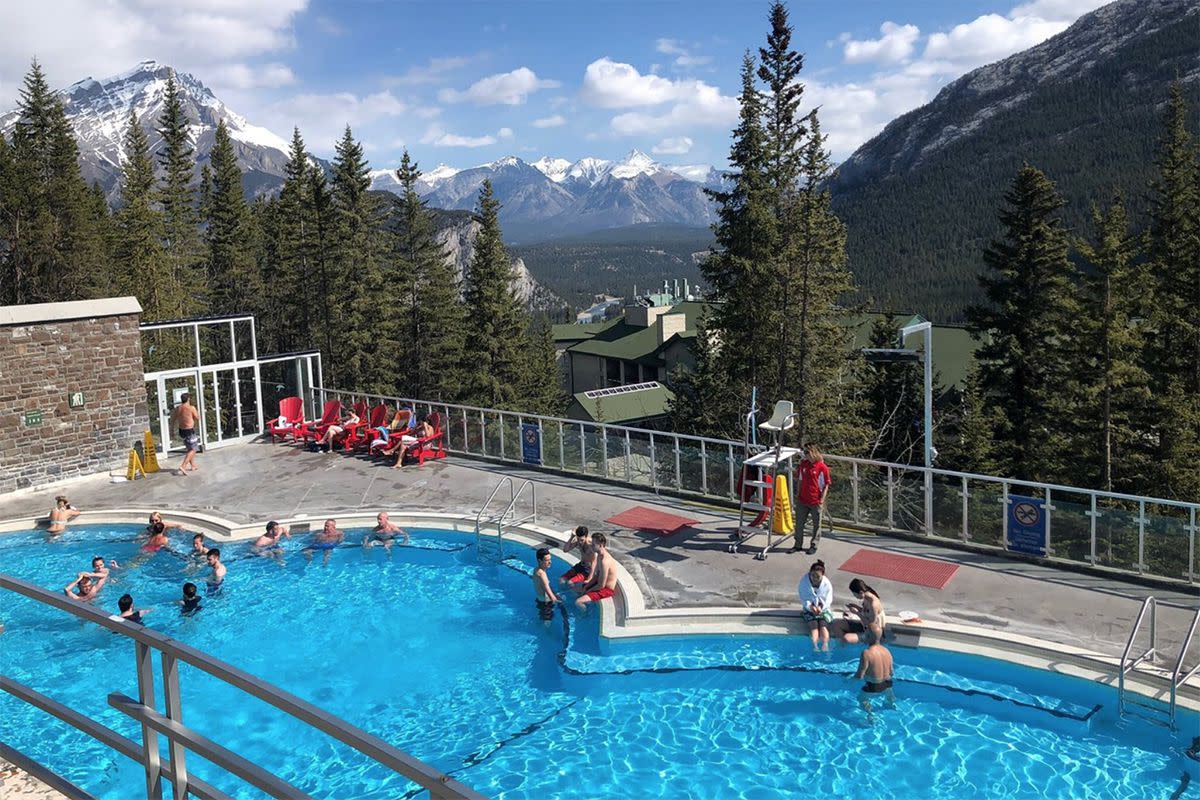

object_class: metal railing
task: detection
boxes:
[1118,597,1158,719]
[1171,609,1200,724]
[0,573,486,800]
[309,387,1200,586]
[474,477,537,560]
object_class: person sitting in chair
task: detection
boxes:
[383,414,434,469]
[369,409,413,452]
[315,408,360,452]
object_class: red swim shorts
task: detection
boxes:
[586,587,615,602]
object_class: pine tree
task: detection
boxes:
[205,120,261,316]
[157,75,205,311]
[307,160,336,362]
[460,180,528,409]
[966,164,1079,481]
[667,314,729,437]
[328,126,390,392]
[938,364,999,476]
[521,321,566,415]
[393,150,465,401]
[1070,193,1152,493]
[1143,82,1200,501]
[114,110,173,318]
[270,128,318,351]
[861,314,925,464]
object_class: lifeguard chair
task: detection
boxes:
[729,400,802,560]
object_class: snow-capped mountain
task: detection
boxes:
[367,162,459,195]
[0,60,292,201]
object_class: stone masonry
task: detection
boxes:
[0,299,146,493]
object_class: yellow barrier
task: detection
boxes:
[771,473,794,534]
[126,449,144,481]
[142,431,160,473]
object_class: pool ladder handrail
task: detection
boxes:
[475,476,537,558]
[1117,596,1200,730]
[0,572,487,800]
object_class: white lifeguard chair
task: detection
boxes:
[729,400,803,560]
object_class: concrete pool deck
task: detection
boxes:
[2,440,1197,667]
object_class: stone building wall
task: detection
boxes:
[0,298,145,493]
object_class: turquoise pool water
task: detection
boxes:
[0,524,1196,799]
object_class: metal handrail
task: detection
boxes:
[1118,597,1157,717]
[1170,609,1200,723]
[0,573,485,800]
[476,476,515,530]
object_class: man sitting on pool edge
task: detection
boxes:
[575,532,618,613]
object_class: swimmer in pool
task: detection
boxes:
[117,593,151,625]
[82,555,120,581]
[254,521,291,549]
[205,548,226,594]
[65,573,104,602]
[145,511,183,537]
[48,496,81,535]
[190,533,209,558]
[143,522,170,552]
[533,548,559,624]
[852,628,896,721]
[363,512,409,548]
[179,582,202,616]
[304,519,343,562]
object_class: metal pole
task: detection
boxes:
[1089,494,1098,565]
[499,413,506,460]
[1137,500,1146,575]
[134,641,163,799]
[673,435,681,490]
[1044,486,1053,556]
[479,410,486,456]
[851,461,860,523]
[961,475,970,541]
[887,466,895,529]
[558,420,565,469]
[649,433,658,490]
[1002,482,1010,550]
[700,440,708,495]
[727,443,735,499]
[623,430,631,483]
[579,424,585,472]
[1190,508,1197,584]
[160,654,189,800]
[921,325,934,536]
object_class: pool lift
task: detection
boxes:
[729,399,802,560]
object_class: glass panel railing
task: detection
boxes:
[562,423,584,475]
[582,426,603,476]
[678,442,704,495]
[855,465,890,528]
[627,430,654,488]
[1092,498,1141,573]
[965,479,1004,548]
[931,474,966,542]
[1047,490,1092,567]
[1145,504,1190,582]
[892,467,927,534]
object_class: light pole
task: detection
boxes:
[862,316,936,534]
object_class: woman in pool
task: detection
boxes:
[798,560,834,652]
[145,511,182,537]
[143,522,170,552]
[48,496,81,535]
[832,578,886,644]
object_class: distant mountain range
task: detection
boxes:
[829,0,1200,321]
[0,60,720,239]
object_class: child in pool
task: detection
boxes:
[532,548,559,624]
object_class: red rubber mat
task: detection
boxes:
[606,506,699,536]
[838,549,959,590]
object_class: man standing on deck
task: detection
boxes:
[170,394,201,476]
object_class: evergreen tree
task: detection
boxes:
[1070,193,1153,493]
[205,120,261,316]
[1143,82,1200,501]
[521,321,566,416]
[861,314,925,464]
[966,164,1079,481]
[460,180,528,408]
[270,128,318,351]
[667,314,729,437]
[307,160,336,362]
[938,364,999,476]
[328,126,390,392]
[114,111,173,318]
[157,75,205,311]
[393,150,464,400]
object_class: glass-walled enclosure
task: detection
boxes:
[140,315,322,456]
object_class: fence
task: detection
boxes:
[310,387,1199,586]
[0,573,485,800]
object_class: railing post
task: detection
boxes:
[601,426,608,477]
[462,410,469,453]
[1001,482,1009,550]
[579,424,585,472]
[499,413,506,460]
[160,653,189,800]
[479,410,487,456]
[700,440,708,495]
[673,435,681,490]
[886,466,895,529]
[851,461,860,524]
[649,433,658,490]
[442,404,452,450]
[960,475,970,542]
[924,468,934,535]
[1189,508,1197,584]
[1088,494,1098,565]
[1137,499,1146,575]
[727,443,735,500]
[1044,487,1054,556]
[558,420,565,469]
[623,430,631,483]
[134,641,163,800]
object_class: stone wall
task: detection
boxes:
[0,300,145,493]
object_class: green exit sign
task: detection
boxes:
[68,392,85,408]
[24,410,43,427]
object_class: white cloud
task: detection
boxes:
[1008,0,1110,21]
[532,114,566,128]
[419,124,499,148]
[384,56,472,87]
[262,90,406,152]
[0,0,307,107]
[652,136,693,155]
[654,38,711,68]
[842,22,920,65]
[210,62,296,90]
[655,38,687,56]
[497,127,513,139]
[314,16,344,36]
[922,13,1067,69]
[582,57,695,107]
[580,58,736,135]
[438,67,559,106]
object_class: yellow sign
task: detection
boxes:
[771,474,795,535]
[126,449,144,481]
[142,431,160,473]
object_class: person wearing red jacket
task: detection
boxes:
[793,443,832,555]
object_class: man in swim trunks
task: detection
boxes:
[170,393,201,476]
[364,512,409,548]
[65,573,104,602]
[533,548,559,623]
[48,496,81,535]
[559,526,595,588]
[254,521,291,549]
[853,628,896,720]
[117,593,151,625]
[305,519,344,562]
[575,532,618,613]
[205,548,226,594]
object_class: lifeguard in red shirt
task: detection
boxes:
[794,443,831,555]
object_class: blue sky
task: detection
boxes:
[0,0,1109,171]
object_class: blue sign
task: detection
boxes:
[521,423,542,465]
[1007,494,1046,556]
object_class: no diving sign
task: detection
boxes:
[1007,494,1046,556]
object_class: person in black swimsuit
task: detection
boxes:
[118,594,151,625]
[179,582,202,616]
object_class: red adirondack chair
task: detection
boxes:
[343,402,384,451]
[369,409,415,456]
[403,411,446,466]
[266,397,305,443]
[298,400,343,443]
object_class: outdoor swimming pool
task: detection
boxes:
[0,524,1196,799]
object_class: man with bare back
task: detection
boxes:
[575,532,618,612]
[853,628,896,720]
[170,394,201,476]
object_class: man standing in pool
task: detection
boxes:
[363,512,409,548]
[559,526,595,589]
[205,549,226,595]
[853,628,895,721]
[254,521,291,549]
[533,548,559,624]
[304,519,344,562]
[575,532,618,613]
[64,573,105,602]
